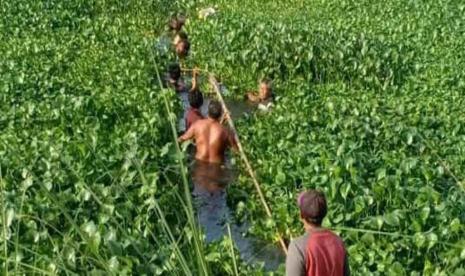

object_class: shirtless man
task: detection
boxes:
[178,100,238,163]
[185,90,204,130]
[185,69,204,130]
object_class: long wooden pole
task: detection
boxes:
[209,74,288,255]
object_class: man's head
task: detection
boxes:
[176,39,190,58]
[173,31,188,45]
[189,90,203,109]
[169,15,186,32]
[298,190,327,226]
[168,63,181,81]
[259,78,273,99]
[208,100,223,120]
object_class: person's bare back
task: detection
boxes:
[179,101,237,163]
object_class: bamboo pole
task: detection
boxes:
[209,74,288,255]
[181,67,209,73]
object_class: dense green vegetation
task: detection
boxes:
[184,0,465,274]
[1,0,465,275]
[0,1,257,275]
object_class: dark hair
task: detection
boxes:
[188,90,203,109]
[260,78,272,86]
[168,63,181,80]
[177,31,188,40]
[169,15,186,32]
[260,78,273,91]
[176,39,190,58]
[208,100,223,119]
[298,190,327,226]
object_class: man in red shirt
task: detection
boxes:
[286,190,350,276]
[185,90,204,130]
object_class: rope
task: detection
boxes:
[208,74,288,255]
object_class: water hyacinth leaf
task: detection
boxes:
[414,233,426,248]
[420,206,430,222]
[450,218,461,233]
[6,209,15,228]
[377,168,386,180]
[427,233,438,249]
[82,221,97,237]
[461,248,465,260]
[276,170,286,184]
[3,0,465,274]
[340,182,351,200]
[361,233,375,245]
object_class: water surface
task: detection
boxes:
[179,95,284,270]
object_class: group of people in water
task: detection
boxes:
[161,15,349,276]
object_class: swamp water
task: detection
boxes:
[178,92,285,270]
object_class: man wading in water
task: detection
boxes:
[286,190,350,276]
[246,78,274,112]
[178,100,238,164]
[179,100,238,241]
[246,78,273,103]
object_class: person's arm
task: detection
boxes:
[285,240,306,276]
[189,68,199,92]
[220,110,231,125]
[178,125,195,143]
[246,92,260,102]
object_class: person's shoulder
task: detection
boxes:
[289,233,310,253]
[319,230,346,247]
[190,118,205,129]
[186,108,196,115]
[193,117,206,124]
[327,229,344,240]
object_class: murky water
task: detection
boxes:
[178,91,254,133]
[190,160,284,271]
[178,91,284,270]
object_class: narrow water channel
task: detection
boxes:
[177,91,285,270]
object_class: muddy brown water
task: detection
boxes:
[178,91,285,270]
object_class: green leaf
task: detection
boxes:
[420,206,430,222]
[450,218,461,233]
[340,182,351,200]
[384,212,400,226]
[6,209,15,228]
[414,233,426,248]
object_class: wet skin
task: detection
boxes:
[179,117,238,164]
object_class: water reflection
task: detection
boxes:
[190,159,284,270]
[191,160,234,242]
[178,92,254,133]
